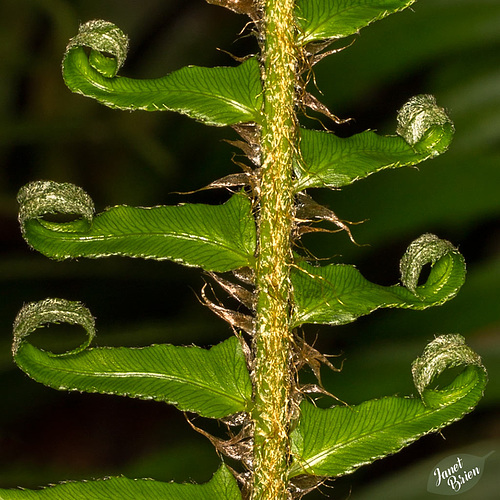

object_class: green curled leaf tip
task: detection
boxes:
[62,20,262,125]
[289,335,486,479]
[291,233,465,327]
[17,180,95,234]
[18,180,256,271]
[65,20,129,77]
[12,300,252,418]
[399,233,463,294]
[13,298,95,357]
[397,94,454,155]
[412,334,486,408]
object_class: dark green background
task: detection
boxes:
[1,0,498,498]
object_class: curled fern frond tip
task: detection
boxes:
[399,233,462,294]
[12,298,96,357]
[17,180,256,270]
[17,180,95,233]
[62,20,262,125]
[396,94,455,155]
[411,334,486,408]
[65,20,129,77]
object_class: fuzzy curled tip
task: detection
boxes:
[65,20,129,77]
[412,334,485,402]
[396,94,454,155]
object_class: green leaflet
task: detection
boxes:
[18,181,256,272]
[289,335,487,478]
[13,299,252,419]
[63,20,262,126]
[295,94,454,190]
[291,234,465,326]
[0,464,241,499]
[296,0,417,44]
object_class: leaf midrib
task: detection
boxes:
[32,222,254,263]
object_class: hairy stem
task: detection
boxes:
[252,0,297,498]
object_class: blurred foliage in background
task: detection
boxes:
[0,0,498,498]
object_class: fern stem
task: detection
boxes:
[252,0,297,498]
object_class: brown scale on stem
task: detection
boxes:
[208,272,257,311]
[295,192,365,245]
[200,283,255,335]
[206,0,261,21]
